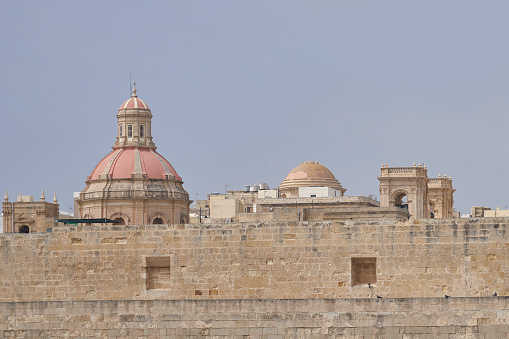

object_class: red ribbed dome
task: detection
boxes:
[89,148,181,181]
[119,96,149,110]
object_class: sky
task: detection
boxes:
[1,1,509,216]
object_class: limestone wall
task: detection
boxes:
[1,298,509,338]
[0,218,508,302]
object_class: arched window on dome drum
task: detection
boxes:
[114,217,126,225]
[19,225,30,233]
[139,124,145,138]
[152,217,163,224]
[127,124,133,138]
[119,124,123,137]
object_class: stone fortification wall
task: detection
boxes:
[1,298,509,338]
[0,218,508,302]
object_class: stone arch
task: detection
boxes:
[19,225,30,233]
[109,212,130,225]
[378,165,429,219]
[391,189,410,207]
[149,212,167,225]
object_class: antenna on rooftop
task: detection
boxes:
[129,72,132,96]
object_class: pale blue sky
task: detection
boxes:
[1,1,509,215]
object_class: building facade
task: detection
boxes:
[379,163,455,219]
[2,190,59,233]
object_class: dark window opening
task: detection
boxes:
[152,217,163,224]
[351,257,377,286]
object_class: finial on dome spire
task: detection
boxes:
[40,188,45,201]
[53,192,58,204]
[132,81,138,97]
[4,190,8,202]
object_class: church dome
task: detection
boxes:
[279,161,346,196]
[78,84,190,226]
[88,148,181,181]
[119,96,149,110]
[119,88,149,110]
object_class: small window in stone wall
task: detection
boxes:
[351,257,377,286]
[145,257,171,290]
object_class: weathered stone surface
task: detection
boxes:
[1,218,509,336]
[1,219,509,301]
[0,298,508,338]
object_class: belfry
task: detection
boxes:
[76,84,190,225]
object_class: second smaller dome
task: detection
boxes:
[279,161,346,197]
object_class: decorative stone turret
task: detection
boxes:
[379,163,455,219]
[428,175,455,218]
[378,163,429,219]
[2,192,59,233]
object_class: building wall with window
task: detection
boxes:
[1,218,508,336]
[0,218,507,302]
[2,194,59,233]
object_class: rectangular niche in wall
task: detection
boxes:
[351,257,377,286]
[145,256,171,290]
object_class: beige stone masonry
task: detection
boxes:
[1,298,509,338]
[0,218,508,302]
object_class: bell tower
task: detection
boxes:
[378,163,429,219]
